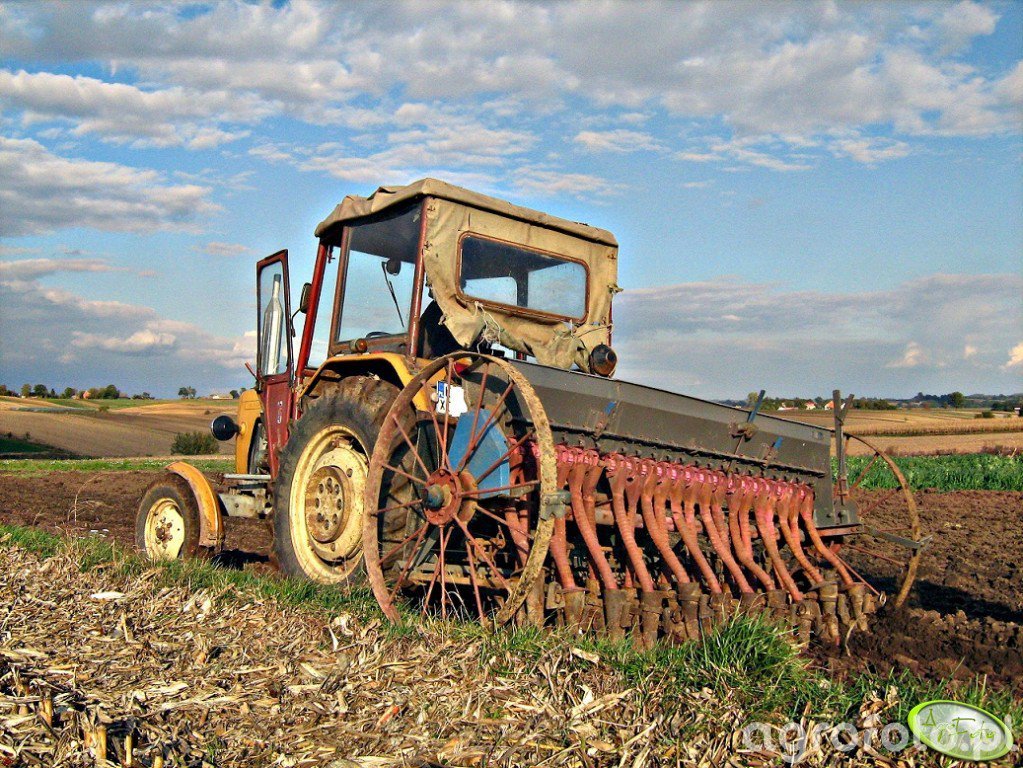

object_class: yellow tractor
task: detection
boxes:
[137,179,924,644]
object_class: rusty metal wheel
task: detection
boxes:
[363,353,555,627]
[830,434,926,609]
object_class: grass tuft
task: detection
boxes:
[0,524,63,558]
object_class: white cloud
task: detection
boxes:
[0,0,1016,185]
[613,273,1023,397]
[676,136,816,171]
[0,69,262,147]
[935,1,998,54]
[513,167,622,197]
[830,137,911,164]
[0,258,254,392]
[886,341,929,369]
[0,257,121,280]
[72,329,178,355]
[196,241,253,258]
[574,129,665,153]
[1004,342,1023,370]
[0,137,219,236]
[250,116,539,189]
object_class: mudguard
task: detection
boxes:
[166,461,224,548]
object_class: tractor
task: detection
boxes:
[137,178,925,645]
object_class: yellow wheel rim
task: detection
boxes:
[287,425,367,583]
[144,499,186,560]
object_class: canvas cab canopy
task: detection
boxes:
[315,179,621,371]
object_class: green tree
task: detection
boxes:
[947,391,966,408]
[32,384,48,397]
[61,387,77,399]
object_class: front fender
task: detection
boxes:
[166,461,224,548]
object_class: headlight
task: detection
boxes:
[210,415,240,441]
[589,344,617,377]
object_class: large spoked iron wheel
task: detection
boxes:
[363,353,555,627]
[831,434,924,609]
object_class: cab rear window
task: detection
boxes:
[458,235,587,320]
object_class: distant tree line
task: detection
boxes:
[0,383,153,400]
[725,390,1021,413]
[0,383,246,400]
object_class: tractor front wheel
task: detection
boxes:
[271,377,402,585]
[136,475,203,561]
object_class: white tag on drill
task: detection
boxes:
[435,382,469,418]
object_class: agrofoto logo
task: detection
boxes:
[908,700,1013,761]
[741,700,1015,763]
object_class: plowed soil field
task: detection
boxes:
[1,471,1020,693]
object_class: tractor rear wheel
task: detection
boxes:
[136,474,203,561]
[272,376,404,584]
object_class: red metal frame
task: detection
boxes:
[255,250,294,477]
[295,242,330,377]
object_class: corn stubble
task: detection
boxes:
[0,544,936,767]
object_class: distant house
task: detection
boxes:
[209,393,231,400]
[823,401,834,410]
[804,402,817,410]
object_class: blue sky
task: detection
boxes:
[0,0,1020,399]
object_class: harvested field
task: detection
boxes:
[766,409,1023,456]
[841,431,1023,457]
[0,471,270,572]
[10,541,967,767]
[0,470,1020,696]
[776,408,1020,432]
[0,399,236,458]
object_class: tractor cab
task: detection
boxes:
[300,178,619,375]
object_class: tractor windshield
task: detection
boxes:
[336,203,421,342]
[457,235,587,321]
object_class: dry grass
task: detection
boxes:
[4,536,1009,767]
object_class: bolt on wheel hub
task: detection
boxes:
[421,469,461,525]
[305,466,351,544]
[146,500,185,559]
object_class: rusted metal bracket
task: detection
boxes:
[725,389,764,473]
[592,399,619,440]
[833,389,855,503]
[862,525,932,552]
[729,422,759,440]
[540,490,571,520]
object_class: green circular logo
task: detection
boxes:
[908,700,1013,761]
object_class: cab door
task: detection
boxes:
[256,250,294,476]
